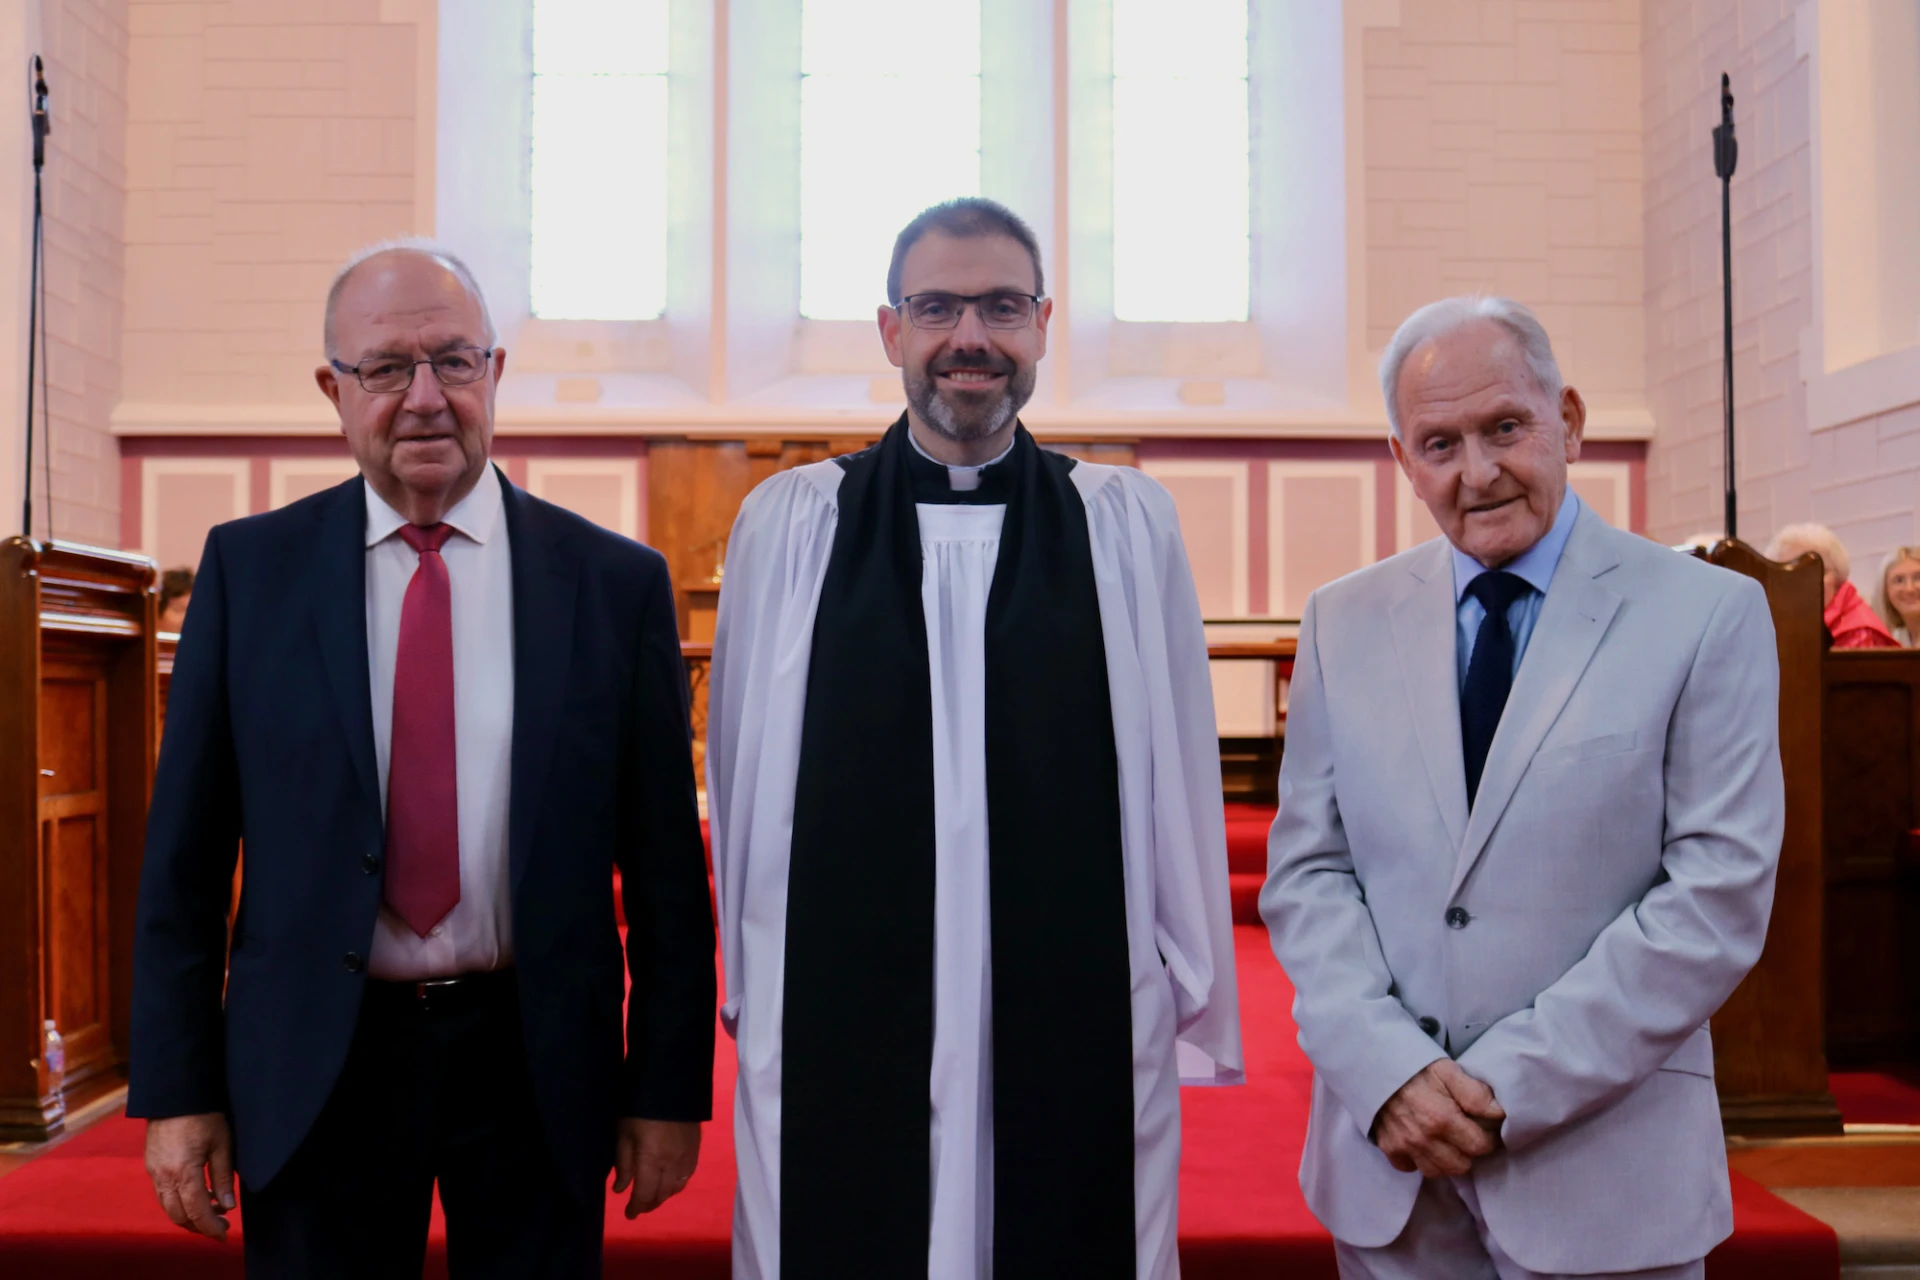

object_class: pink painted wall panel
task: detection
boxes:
[1154,472,1244,617]
[1568,469,1627,527]
[536,473,627,539]
[1275,474,1370,618]
[152,471,239,570]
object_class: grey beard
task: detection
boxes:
[906,363,1036,443]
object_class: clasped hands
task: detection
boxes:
[144,1112,703,1239]
[1373,1058,1506,1179]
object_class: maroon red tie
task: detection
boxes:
[385,522,460,936]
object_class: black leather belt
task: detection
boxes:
[365,967,515,1015]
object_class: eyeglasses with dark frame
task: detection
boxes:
[330,346,497,395]
[897,291,1044,331]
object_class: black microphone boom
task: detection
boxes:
[22,55,50,539]
[1712,72,1738,541]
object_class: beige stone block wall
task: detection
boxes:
[1364,0,1646,415]
[30,0,128,547]
[1640,0,1920,574]
[123,0,419,409]
[1641,0,1811,547]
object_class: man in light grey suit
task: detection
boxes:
[1262,296,1783,1279]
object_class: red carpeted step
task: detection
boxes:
[0,927,1840,1278]
[1229,872,1265,927]
[1829,1069,1920,1125]
[1223,803,1274,876]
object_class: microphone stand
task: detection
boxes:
[1713,73,1738,541]
[22,56,49,539]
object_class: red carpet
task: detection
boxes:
[1830,1068,1920,1125]
[1224,802,1272,925]
[0,928,1835,1277]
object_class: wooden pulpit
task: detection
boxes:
[0,539,158,1140]
[1705,541,1843,1136]
[679,582,723,645]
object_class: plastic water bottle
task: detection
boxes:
[43,1021,63,1096]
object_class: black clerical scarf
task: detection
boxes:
[781,416,1136,1278]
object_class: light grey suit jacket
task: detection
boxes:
[1260,504,1783,1274]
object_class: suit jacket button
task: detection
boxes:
[361,853,379,874]
[1445,907,1471,929]
[1418,1016,1440,1036]
[343,952,365,973]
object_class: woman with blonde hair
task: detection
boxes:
[1765,523,1900,649]
[1872,545,1920,646]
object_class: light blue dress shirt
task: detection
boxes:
[1452,489,1582,692]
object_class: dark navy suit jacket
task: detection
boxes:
[128,468,715,1201]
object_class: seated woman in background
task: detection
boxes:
[1873,546,1920,647]
[1765,523,1900,649]
[157,566,193,634]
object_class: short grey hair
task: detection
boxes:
[323,237,496,358]
[1379,295,1565,437]
[1766,522,1851,583]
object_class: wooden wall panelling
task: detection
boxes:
[1707,542,1842,1136]
[1821,650,1920,1067]
[0,540,157,1140]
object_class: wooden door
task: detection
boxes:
[36,656,115,1096]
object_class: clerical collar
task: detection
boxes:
[906,426,1015,504]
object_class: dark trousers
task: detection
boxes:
[241,970,603,1279]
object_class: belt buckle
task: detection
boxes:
[412,975,461,1010]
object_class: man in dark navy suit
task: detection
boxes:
[129,241,715,1277]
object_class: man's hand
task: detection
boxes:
[144,1113,236,1240]
[1372,1059,1506,1179]
[612,1118,701,1218]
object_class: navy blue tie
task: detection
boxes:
[1461,570,1534,807]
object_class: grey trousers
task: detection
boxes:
[1333,1174,1707,1280]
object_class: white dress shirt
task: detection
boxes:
[364,468,516,980]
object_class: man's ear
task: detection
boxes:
[1560,385,1587,463]
[316,364,343,411]
[1388,430,1413,482]
[877,303,906,369]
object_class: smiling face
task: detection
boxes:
[1889,557,1920,627]
[315,251,504,523]
[1389,319,1584,568]
[878,230,1051,463]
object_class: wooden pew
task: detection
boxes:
[0,540,157,1140]
[1822,648,1920,1067]
[1705,541,1843,1136]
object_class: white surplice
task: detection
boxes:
[707,455,1244,1280]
